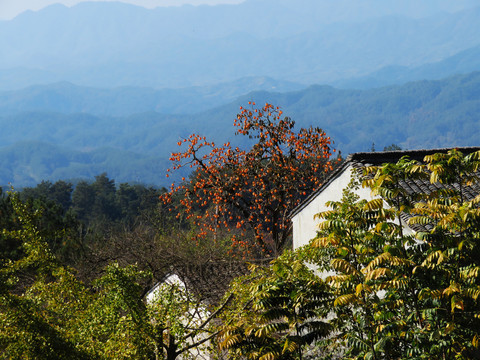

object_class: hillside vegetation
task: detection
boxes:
[0,77,305,116]
[0,72,478,187]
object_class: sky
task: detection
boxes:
[0,0,245,20]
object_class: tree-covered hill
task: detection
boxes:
[0,72,478,187]
[232,72,480,152]
[0,77,305,116]
[335,43,480,89]
[0,141,172,187]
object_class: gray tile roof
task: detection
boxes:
[161,258,272,305]
[290,146,480,221]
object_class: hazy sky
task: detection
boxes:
[0,0,245,20]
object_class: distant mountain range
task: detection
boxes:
[1,71,478,187]
[0,77,305,116]
[1,0,480,89]
[1,1,479,187]
[335,44,480,89]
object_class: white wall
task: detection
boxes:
[146,274,212,360]
[292,165,372,250]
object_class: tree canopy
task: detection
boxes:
[162,103,336,255]
[0,192,231,360]
[220,148,480,359]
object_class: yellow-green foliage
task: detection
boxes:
[0,193,223,360]
[219,252,332,360]
[308,149,480,359]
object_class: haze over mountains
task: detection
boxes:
[2,0,480,89]
[1,0,479,187]
[0,77,305,116]
[2,71,479,187]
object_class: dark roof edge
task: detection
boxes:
[290,160,352,218]
[347,146,480,165]
[289,146,480,219]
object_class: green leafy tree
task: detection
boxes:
[91,173,120,222]
[305,148,480,359]
[405,149,480,358]
[0,192,94,359]
[71,180,95,223]
[21,180,74,210]
[0,189,20,262]
[311,179,410,359]
[219,251,332,360]
[116,183,163,226]
[382,144,402,152]
[0,191,231,360]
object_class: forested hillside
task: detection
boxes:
[0,72,478,187]
[253,72,480,152]
[0,77,305,116]
[335,43,480,89]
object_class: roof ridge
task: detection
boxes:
[290,146,480,219]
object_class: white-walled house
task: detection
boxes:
[290,147,480,250]
[144,259,271,359]
[291,161,371,250]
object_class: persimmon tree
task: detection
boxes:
[161,103,335,255]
